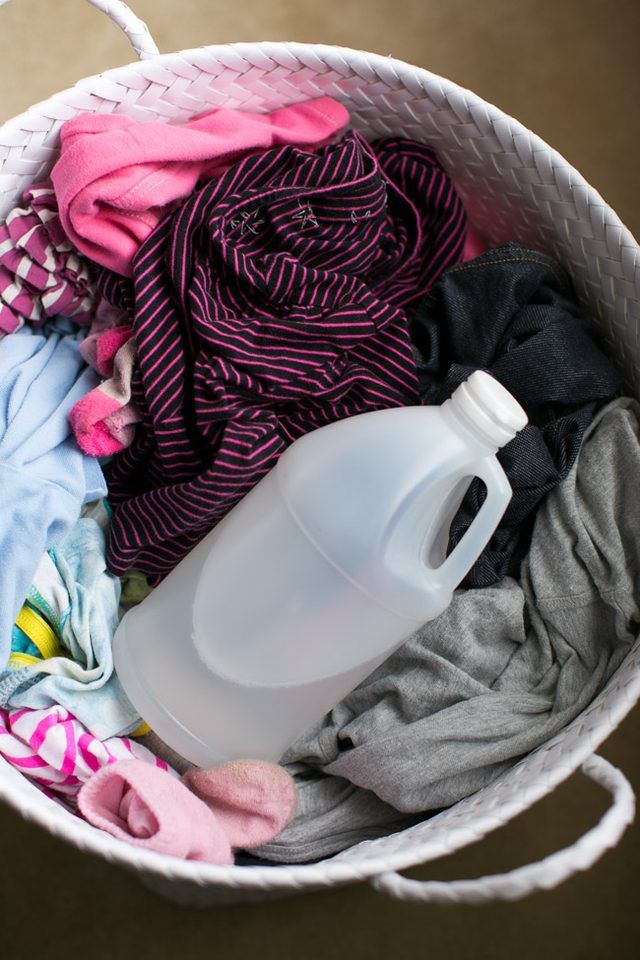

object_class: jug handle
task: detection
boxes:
[426,455,512,593]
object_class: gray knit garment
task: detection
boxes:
[252,398,638,862]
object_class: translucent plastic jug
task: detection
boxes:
[113,371,527,767]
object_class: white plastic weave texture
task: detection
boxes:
[0,3,639,907]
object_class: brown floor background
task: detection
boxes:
[0,1,639,958]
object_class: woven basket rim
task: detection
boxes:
[0,38,634,240]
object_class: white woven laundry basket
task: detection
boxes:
[0,0,639,908]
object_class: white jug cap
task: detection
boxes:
[451,371,528,448]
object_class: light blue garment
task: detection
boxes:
[0,327,106,667]
[0,516,140,739]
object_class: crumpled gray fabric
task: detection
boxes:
[250,764,415,863]
[252,398,637,862]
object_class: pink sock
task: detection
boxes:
[69,334,140,455]
[79,301,129,370]
[182,760,297,848]
[78,759,233,864]
[94,325,134,377]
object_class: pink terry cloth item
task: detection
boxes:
[51,97,350,277]
[70,300,140,455]
[78,759,233,864]
[92,325,134,377]
[461,222,488,261]
[0,182,97,336]
[78,300,128,370]
[69,326,140,455]
[182,760,297,847]
[0,705,175,804]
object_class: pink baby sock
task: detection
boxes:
[182,760,297,847]
[78,759,233,864]
[79,758,297,861]
[69,331,140,455]
[79,300,128,370]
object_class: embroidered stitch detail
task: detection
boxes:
[292,201,318,229]
[229,210,264,235]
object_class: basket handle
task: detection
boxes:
[0,0,159,60]
[370,754,635,905]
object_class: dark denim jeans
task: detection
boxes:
[410,242,620,587]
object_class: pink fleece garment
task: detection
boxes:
[78,759,233,864]
[51,98,350,277]
[182,760,297,847]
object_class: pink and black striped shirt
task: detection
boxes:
[100,132,467,579]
